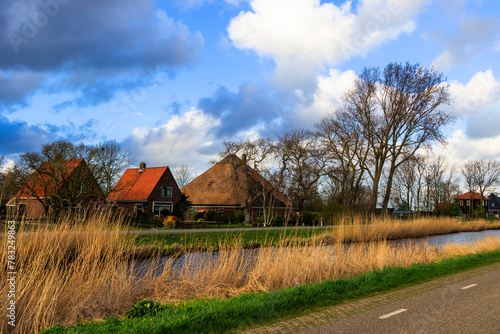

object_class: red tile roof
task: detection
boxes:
[14,159,83,198]
[108,166,168,201]
[454,191,489,200]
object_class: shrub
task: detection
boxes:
[234,211,245,224]
[300,211,320,225]
[162,216,178,228]
[125,299,168,319]
[206,210,217,221]
[274,216,284,226]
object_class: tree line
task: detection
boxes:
[214,63,500,217]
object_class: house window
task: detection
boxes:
[484,200,488,207]
[135,204,144,215]
[18,204,26,215]
[460,200,463,206]
[161,186,172,198]
[467,200,470,206]
[153,202,172,216]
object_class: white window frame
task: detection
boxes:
[153,202,173,216]
[135,204,144,214]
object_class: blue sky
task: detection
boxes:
[1,0,500,174]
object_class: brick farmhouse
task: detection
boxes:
[6,158,103,217]
[454,191,489,216]
[107,162,181,218]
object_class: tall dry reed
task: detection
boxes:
[152,236,500,302]
[317,216,500,244]
[0,212,157,334]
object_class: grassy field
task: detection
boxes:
[1,213,500,333]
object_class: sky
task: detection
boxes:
[1,0,500,175]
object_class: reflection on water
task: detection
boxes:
[132,229,500,278]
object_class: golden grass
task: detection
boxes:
[0,212,157,334]
[1,214,499,333]
[317,216,500,244]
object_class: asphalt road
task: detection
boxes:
[304,265,500,334]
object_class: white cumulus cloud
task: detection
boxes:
[292,69,357,127]
[449,70,500,116]
[125,108,221,173]
[227,0,427,93]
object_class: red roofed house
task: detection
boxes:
[454,191,489,216]
[182,154,292,223]
[6,158,104,217]
[108,162,181,218]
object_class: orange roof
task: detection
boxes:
[14,159,83,198]
[182,154,292,208]
[108,166,168,201]
[454,191,489,200]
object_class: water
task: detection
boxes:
[132,229,500,278]
[424,230,500,246]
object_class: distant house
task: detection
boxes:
[6,158,103,217]
[453,191,489,216]
[108,162,181,218]
[182,154,292,222]
[488,193,500,217]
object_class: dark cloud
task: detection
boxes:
[0,70,46,106]
[0,0,204,106]
[0,115,51,154]
[198,83,287,137]
[0,114,102,156]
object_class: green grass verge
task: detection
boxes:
[42,249,500,334]
[130,228,326,252]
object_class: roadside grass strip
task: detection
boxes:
[42,249,500,334]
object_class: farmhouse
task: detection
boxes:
[6,158,103,217]
[182,154,292,222]
[108,162,180,218]
[454,191,489,216]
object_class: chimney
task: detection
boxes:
[139,162,146,172]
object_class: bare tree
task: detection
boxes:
[316,111,369,210]
[88,141,133,196]
[341,62,453,213]
[473,159,500,200]
[390,158,418,210]
[277,129,325,212]
[174,163,194,189]
[15,141,104,216]
[462,159,500,216]
[461,160,478,216]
